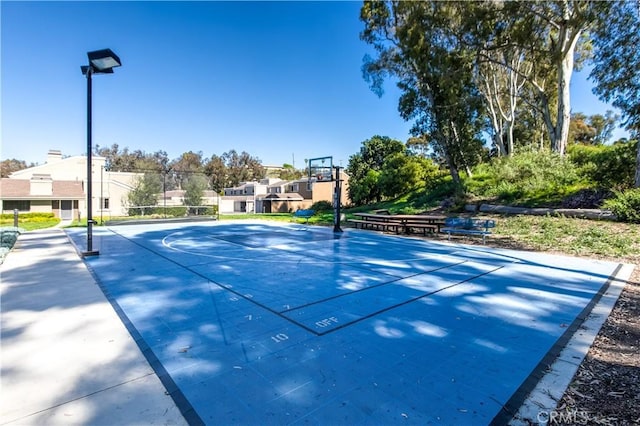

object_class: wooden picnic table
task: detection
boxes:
[349,213,401,232]
[349,213,447,235]
[392,214,447,234]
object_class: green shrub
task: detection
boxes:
[186,206,218,216]
[0,227,23,250]
[568,140,637,189]
[602,189,640,223]
[404,176,461,210]
[0,212,55,223]
[127,205,218,217]
[465,151,585,206]
[127,207,156,216]
[310,201,332,211]
[156,206,188,217]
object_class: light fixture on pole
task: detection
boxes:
[81,48,121,257]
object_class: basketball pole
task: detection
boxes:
[333,165,343,233]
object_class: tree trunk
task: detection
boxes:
[555,36,578,156]
[450,121,472,177]
[506,122,515,156]
[438,131,461,185]
[478,67,506,156]
[494,133,506,156]
[445,152,461,186]
[532,84,556,152]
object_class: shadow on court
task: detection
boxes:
[65,220,627,425]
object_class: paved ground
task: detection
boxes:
[1,221,633,425]
[0,229,186,425]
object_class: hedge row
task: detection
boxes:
[127,206,218,217]
[0,212,55,223]
[0,227,24,264]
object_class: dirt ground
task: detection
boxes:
[554,266,640,425]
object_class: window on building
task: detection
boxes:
[4,200,30,211]
[101,198,110,209]
[306,182,313,191]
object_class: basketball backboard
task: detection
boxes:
[308,156,333,182]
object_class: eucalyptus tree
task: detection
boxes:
[568,111,619,145]
[483,1,607,156]
[222,150,265,187]
[476,46,530,156]
[168,151,205,190]
[279,164,304,181]
[204,154,228,192]
[589,0,640,186]
[0,159,28,177]
[94,143,169,173]
[361,1,485,184]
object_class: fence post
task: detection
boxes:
[13,209,19,227]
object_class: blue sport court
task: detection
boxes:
[66,220,625,425]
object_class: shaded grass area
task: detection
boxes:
[488,215,640,264]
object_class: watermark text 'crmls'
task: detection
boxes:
[537,409,593,425]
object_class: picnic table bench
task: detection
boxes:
[441,217,496,244]
[293,209,315,224]
[347,213,403,233]
[348,213,446,235]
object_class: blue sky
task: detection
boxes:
[1,1,627,168]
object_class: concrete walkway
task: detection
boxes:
[0,229,186,425]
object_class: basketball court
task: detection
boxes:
[66,220,630,424]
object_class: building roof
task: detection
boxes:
[9,154,106,178]
[261,193,304,201]
[268,180,292,188]
[221,195,255,201]
[0,179,84,200]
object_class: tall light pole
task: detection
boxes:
[81,48,121,257]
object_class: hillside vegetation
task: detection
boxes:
[340,141,640,263]
[347,140,639,221]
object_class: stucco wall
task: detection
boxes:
[29,200,52,213]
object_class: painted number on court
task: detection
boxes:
[271,333,289,343]
[315,317,339,328]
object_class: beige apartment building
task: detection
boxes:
[1,150,140,220]
[1,149,349,219]
[221,171,350,214]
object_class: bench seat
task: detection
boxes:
[441,218,495,243]
[402,222,439,235]
[293,209,315,223]
[347,219,402,233]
